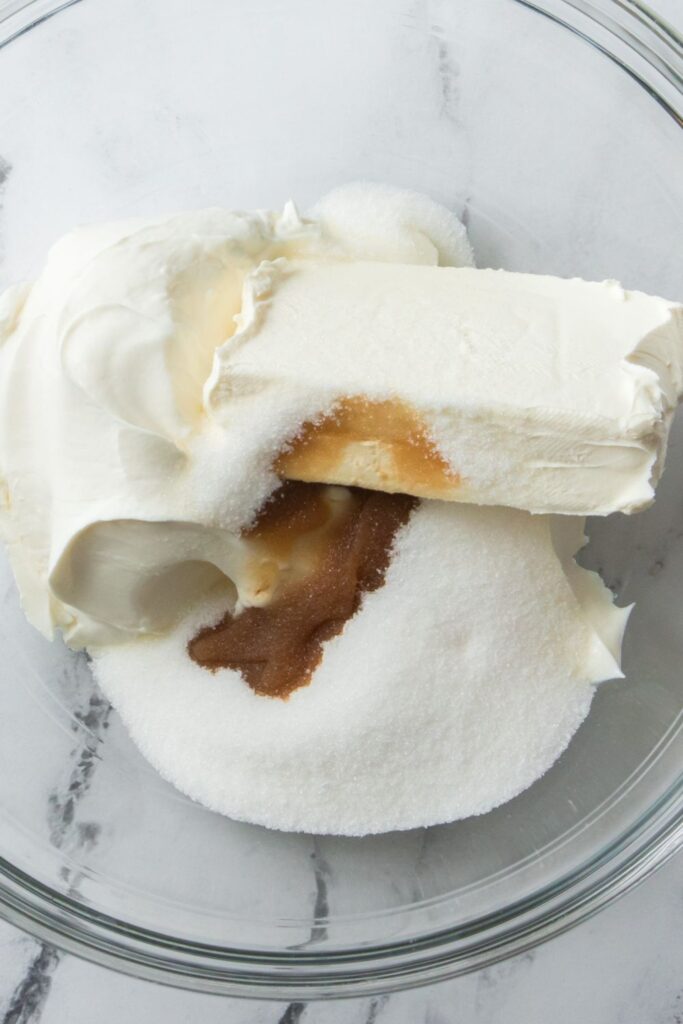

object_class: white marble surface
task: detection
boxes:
[0,855,681,1023]
[0,0,682,1021]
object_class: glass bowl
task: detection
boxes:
[0,0,681,999]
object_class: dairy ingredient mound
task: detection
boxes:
[0,184,474,649]
[0,185,681,652]
[1,183,681,834]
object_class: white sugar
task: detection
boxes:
[91,500,622,835]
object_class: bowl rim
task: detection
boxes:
[0,0,681,999]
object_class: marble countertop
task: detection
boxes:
[0,1,681,1021]
[0,854,682,1023]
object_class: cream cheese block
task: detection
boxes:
[211,259,683,516]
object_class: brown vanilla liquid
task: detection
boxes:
[275,396,460,497]
[188,481,416,699]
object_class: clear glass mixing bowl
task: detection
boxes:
[0,0,681,999]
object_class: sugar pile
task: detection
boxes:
[91,501,628,835]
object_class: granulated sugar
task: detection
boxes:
[91,501,627,835]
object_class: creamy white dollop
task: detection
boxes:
[0,184,680,652]
[0,185,473,646]
[222,260,683,513]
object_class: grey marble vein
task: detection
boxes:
[429,11,460,124]
[404,0,461,126]
[47,671,111,888]
[408,828,430,902]
[424,1010,453,1024]
[2,660,112,1023]
[363,995,390,1023]
[460,197,471,232]
[307,840,332,945]
[1,951,54,1024]
[473,950,537,1018]
[276,1003,306,1024]
[0,154,12,273]
[0,156,11,189]
[2,946,60,1024]
[290,838,332,951]
[49,697,110,853]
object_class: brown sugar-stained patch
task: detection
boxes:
[189,399,452,697]
[275,396,461,500]
[238,481,358,604]
[188,481,417,699]
[243,479,333,557]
